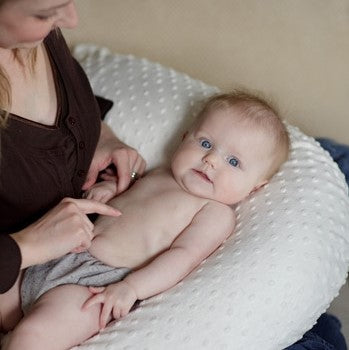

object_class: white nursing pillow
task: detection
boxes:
[73,45,349,350]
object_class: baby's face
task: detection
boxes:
[171,108,276,205]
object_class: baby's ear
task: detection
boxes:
[249,180,268,195]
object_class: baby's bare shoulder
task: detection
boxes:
[194,201,236,236]
[204,201,235,221]
[172,201,235,258]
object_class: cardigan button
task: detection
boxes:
[68,117,76,126]
[78,141,85,149]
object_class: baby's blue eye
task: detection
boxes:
[227,156,239,167]
[200,139,212,149]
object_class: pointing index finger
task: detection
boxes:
[67,198,121,217]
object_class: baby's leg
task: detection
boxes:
[0,272,23,332]
[4,284,102,350]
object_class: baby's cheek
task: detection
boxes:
[215,177,245,205]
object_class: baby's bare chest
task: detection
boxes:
[99,187,204,240]
[92,174,208,265]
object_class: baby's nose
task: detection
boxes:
[202,151,219,168]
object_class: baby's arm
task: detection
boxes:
[124,202,235,298]
[83,180,117,203]
[84,202,235,327]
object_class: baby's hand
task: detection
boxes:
[83,281,138,329]
[83,180,117,204]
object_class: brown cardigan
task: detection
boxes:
[0,30,112,293]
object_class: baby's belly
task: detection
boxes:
[88,231,167,270]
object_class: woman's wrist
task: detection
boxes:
[100,121,121,144]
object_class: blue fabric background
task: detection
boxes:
[284,138,349,350]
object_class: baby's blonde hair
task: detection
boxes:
[197,90,290,179]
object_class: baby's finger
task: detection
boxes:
[70,245,87,254]
[100,173,117,182]
[120,306,130,318]
[104,167,116,176]
[84,191,94,200]
[100,302,113,329]
[88,286,105,294]
[101,194,111,204]
[82,292,105,310]
[113,306,122,320]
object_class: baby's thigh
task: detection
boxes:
[30,284,102,339]
[7,284,102,350]
[0,272,23,332]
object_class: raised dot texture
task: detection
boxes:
[72,44,349,350]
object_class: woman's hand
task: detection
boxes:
[10,198,121,269]
[83,180,117,204]
[82,122,146,194]
[83,281,138,329]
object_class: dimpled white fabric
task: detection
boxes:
[72,44,349,350]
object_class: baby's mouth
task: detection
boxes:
[193,169,212,183]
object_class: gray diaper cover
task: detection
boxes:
[21,251,131,314]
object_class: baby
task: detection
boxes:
[4,91,289,350]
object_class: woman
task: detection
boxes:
[0,0,145,332]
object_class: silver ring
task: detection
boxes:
[130,171,139,180]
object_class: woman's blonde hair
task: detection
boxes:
[0,67,11,128]
[0,0,11,127]
[0,50,37,128]
[0,0,37,128]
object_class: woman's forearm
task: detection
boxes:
[0,235,21,293]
